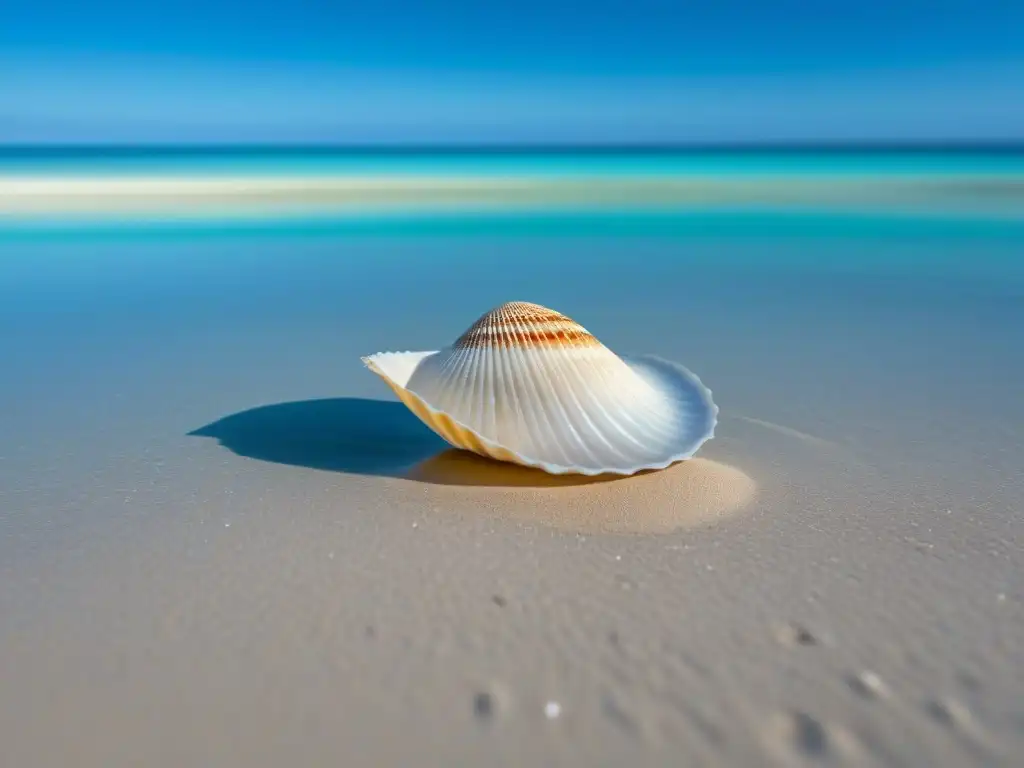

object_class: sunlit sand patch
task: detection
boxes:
[405,451,757,534]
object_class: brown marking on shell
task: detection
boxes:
[453,301,601,350]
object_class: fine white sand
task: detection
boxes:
[1,232,1021,767]
[2,174,1022,219]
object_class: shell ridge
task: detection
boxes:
[525,316,601,468]
[424,348,459,415]
[443,340,478,416]
[520,314,601,467]
[494,317,528,453]
[500,304,671,467]
[365,351,716,475]
[563,348,654,466]
[622,359,699,446]
[523,313,624,469]
[625,354,719,450]
[572,346,664,458]
[607,375,681,449]
[504,313,560,465]
[591,350,689,461]
[415,344,473,431]
[486,312,515,452]
[428,344,466,412]
[431,339,461,383]
[477,339,494,438]
[509,313,576,467]
[592,348,685,447]
[465,340,491,435]
[362,302,718,475]
[492,325,519,449]
[456,341,477,429]
[570,345,665,461]
[483,327,498,440]
[538,341,615,469]
[467,337,486,430]
[622,392,687,456]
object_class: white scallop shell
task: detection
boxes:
[362,301,718,476]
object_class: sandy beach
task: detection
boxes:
[2,173,1023,220]
[4,0,1023,752]
[1,208,1022,767]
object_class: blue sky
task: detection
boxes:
[1,1,1022,143]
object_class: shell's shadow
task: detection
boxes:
[189,397,617,488]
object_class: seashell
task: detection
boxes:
[362,301,718,476]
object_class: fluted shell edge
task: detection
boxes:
[361,350,718,476]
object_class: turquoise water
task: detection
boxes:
[3,146,1024,177]
[4,149,1024,768]
[2,148,1023,300]
[3,148,1022,238]
[2,148,1022,395]
[3,216,1023,486]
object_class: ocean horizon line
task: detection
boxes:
[2,140,1023,157]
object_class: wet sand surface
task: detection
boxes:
[1,231,1022,767]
